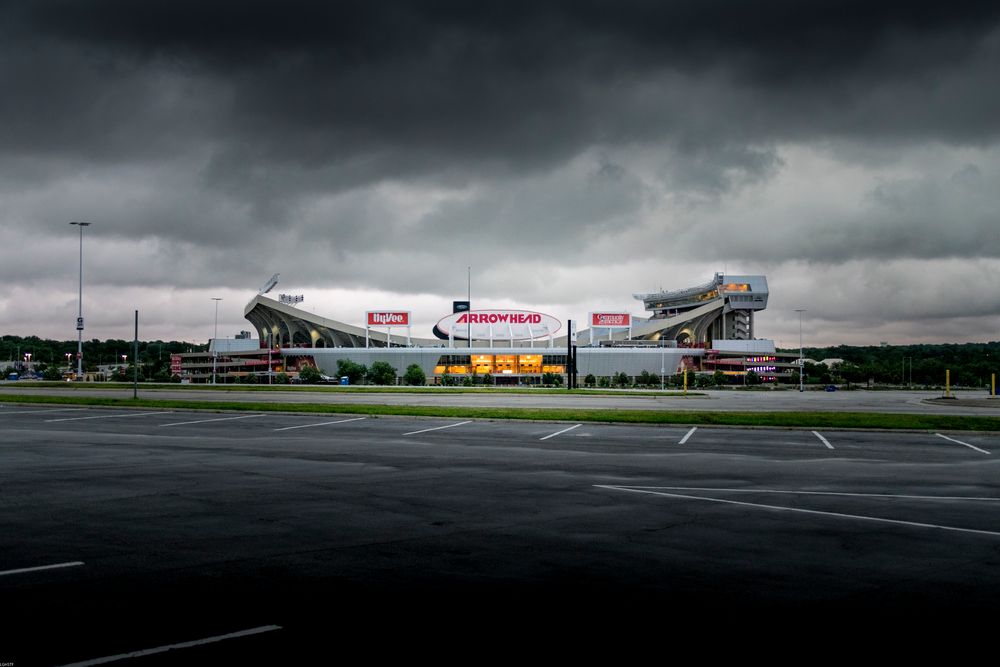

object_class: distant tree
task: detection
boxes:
[440,372,453,386]
[616,372,630,388]
[713,370,726,386]
[584,373,596,387]
[336,359,367,384]
[42,366,62,381]
[598,376,611,388]
[403,364,426,386]
[170,373,182,383]
[542,372,564,386]
[368,361,397,385]
[745,370,761,385]
[298,365,322,384]
[274,372,290,385]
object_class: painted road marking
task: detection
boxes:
[615,486,1000,502]
[58,625,282,667]
[936,433,991,455]
[540,424,582,441]
[596,486,1000,538]
[46,412,167,423]
[0,561,84,577]
[678,427,697,445]
[812,431,834,449]
[161,414,266,427]
[403,421,472,436]
[0,408,87,415]
[274,417,367,431]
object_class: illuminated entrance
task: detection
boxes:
[433,354,565,382]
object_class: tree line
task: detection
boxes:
[1,334,205,380]
[788,341,1000,387]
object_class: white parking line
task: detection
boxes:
[46,412,168,423]
[274,417,367,431]
[540,424,582,441]
[57,625,282,667]
[678,426,697,444]
[936,433,991,455]
[616,486,1000,502]
[812,431,834,449]
[0,408,87,415]
[161,414,266,427]
[597,486,1000,538]
[403,420,472,436]
[0,561,84,577]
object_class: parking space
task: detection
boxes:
[3,405,1000,662]
[1,406,997,461]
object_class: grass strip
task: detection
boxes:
[1,392,998,431]
[0,382,696,397]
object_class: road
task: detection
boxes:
[2,405,998,664]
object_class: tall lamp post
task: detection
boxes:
[212,297,222,385]
[795,309,806,393]
[70,222,91,380]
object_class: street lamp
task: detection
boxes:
[795,309,806,392]
[70,222,91,380]
[212,297,222,384]
[65,352,72,368]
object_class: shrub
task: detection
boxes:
[403,364,426,386]
[368,361,397,385]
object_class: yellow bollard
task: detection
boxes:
[992,373,996,398]
[683,369,688,395]
[946,369,950,398]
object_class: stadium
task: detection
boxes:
[177,273,799,383]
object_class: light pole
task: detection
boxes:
[212,297,222,384]
[795,309,806,392]
[660,338,665,391]
[70,221,91,380]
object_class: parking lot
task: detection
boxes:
[2,406,999,663]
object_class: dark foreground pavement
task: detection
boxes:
[2,407,999,664]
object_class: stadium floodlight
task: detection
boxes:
[212,297,223,384]
[259,273,280,295]
[795,309,806,392]
[70,222,91,381]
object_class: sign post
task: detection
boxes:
[589,312,632,344]
[366,311,411,348]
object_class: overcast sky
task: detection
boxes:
[2,0,999,348]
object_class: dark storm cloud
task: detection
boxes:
[3,0,1000,343]
[4,0,1000,176]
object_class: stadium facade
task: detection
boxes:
[179,273,798,383]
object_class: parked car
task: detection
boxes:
[825,385,837,392]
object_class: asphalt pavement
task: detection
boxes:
[2,406,998,663]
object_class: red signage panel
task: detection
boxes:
[367,311,410,326]
[591,312,631,327]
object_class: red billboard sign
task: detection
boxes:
[591,312,631,327]
[367,311,410,326]
[434,310,560,341]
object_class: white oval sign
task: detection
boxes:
[434,310,561,341]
